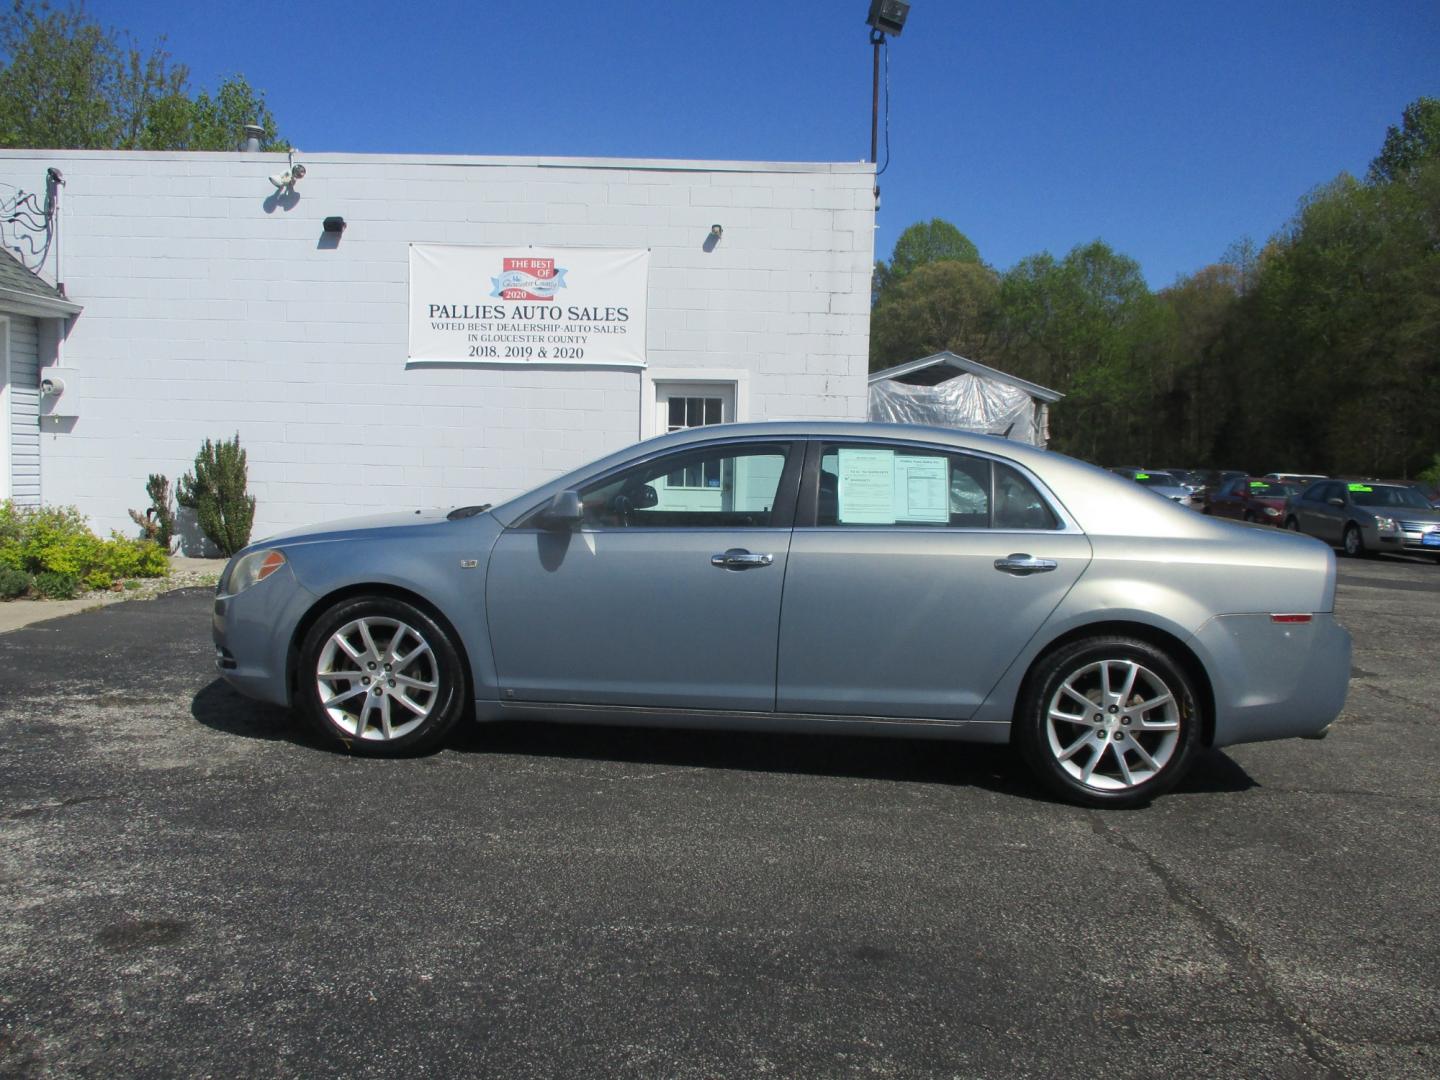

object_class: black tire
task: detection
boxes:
[1342,524,1365,558]
[297,595,466,755]
[1016,636,1201,809]
[1285,517,1301,531]
[1242,511,1256,523]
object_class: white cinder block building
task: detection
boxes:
[0,150,874,548]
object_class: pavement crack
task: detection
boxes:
[3,793,125,820]
[1088,814,1348,1077]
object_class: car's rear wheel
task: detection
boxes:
[1016,637,1201,808]
[298,596,466,755]
[1342,524,1365,558]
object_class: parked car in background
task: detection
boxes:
[1158,468,1205,493]
[1285,479,1440,559]
[1109,468,1201,509]
[1264,472,1327,486]
[213,421,1351,809]
[1189,469,1248,497]
[1204,477,1302,525]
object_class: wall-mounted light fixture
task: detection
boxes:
[323,216,346,234]
[267,149,307,192]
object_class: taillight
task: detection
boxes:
[1270,614,1313,624]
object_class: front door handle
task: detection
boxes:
[994,553,1058,576]
[711,548,774,571]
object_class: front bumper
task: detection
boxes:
[1194,612,1352,747]
[211,562,318,707]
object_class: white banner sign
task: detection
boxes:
[408,245,649,367]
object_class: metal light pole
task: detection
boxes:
[870,28,885,165]
[866,0,910,204]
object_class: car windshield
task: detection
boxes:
[1132,472,1179,488]
[1349,485,1431,509]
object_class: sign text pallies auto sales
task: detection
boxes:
[408,245,649,367]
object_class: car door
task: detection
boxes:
[775,439,1092,720]
[486,439,800,712]
[1306,482,1345,543]
[1294,482,1331,538]
[1212,478,1241,519]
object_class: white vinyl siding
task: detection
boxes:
[5,314,41,505]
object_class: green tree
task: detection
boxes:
[992,241,1156,461]
[1369,96,1440,185]
[0,1,282,150]
[873,218,981,305]
[869,260,1000,371]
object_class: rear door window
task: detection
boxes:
[815,444,1059,530]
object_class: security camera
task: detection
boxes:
[290,162,306,182]
[40,376,65,397]
[269,171,293,189]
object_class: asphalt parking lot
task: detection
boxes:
[2,555,1438,1079]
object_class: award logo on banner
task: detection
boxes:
[408,246,649,367]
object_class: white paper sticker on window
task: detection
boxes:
[837,448,897,523]
[895,455,949,523]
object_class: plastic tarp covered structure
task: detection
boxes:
[869,370,1050,446]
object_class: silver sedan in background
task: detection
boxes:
[213,422,1350,808]
[1285,479,1440,559]
[1109,467,1202,509]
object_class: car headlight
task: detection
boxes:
[224,549,288,595]
[1262,506,1280,517]
[1372,515,1398,532]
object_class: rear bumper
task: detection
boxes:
[1192,612,1352,747]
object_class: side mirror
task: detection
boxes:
[540,489,583,530]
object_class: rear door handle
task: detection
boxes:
[994,553,1058,576]
[711,548,774,571]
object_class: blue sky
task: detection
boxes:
[88,0,1439,288]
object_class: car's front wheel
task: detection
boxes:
[1285,517,1301,531]
[298,596,466,755]
[1342,524,1365,558]
[1016,637,1201,808]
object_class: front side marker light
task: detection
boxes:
[256,551,286,581]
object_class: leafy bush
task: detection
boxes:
[0,500,168,597]
[33,571,79,600]
[0,565,32,599]
[1418,454,1440,486]
[176,435,254,557]
[128,473,176,551]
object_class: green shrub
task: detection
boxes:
[0,500,168,594]
[128,474,177,551]
[33,571,79,600]
[176,434,255,557]
[0,565,32,599]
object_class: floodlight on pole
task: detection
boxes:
[866,0,910,37]
[867,2,910,169]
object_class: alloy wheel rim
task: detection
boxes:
[1045,658,1181,791]
[315,617,439,740]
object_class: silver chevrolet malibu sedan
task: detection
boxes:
[213,422,1351,808]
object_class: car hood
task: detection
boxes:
[1375,507,1440,524]
[256,508,469,546]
